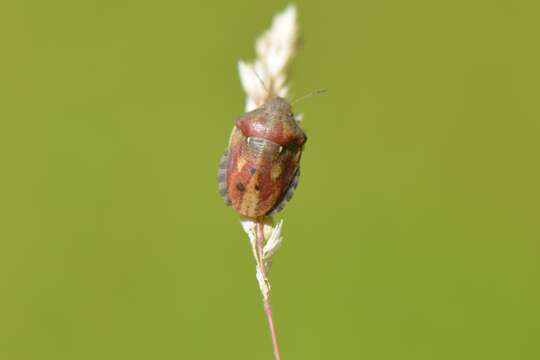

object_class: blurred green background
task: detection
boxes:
[1,0,539,359]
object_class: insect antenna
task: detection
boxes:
[253,70,271,98]
[291,88,328,105]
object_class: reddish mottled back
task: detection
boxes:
[219,96,306,218]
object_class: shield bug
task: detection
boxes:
[218,96,306,218]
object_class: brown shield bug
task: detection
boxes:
[218,96,307,218]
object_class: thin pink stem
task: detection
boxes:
[256,220,282,360]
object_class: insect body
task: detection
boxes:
[219,97,306,218]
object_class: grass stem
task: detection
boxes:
[256,220,281,360]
